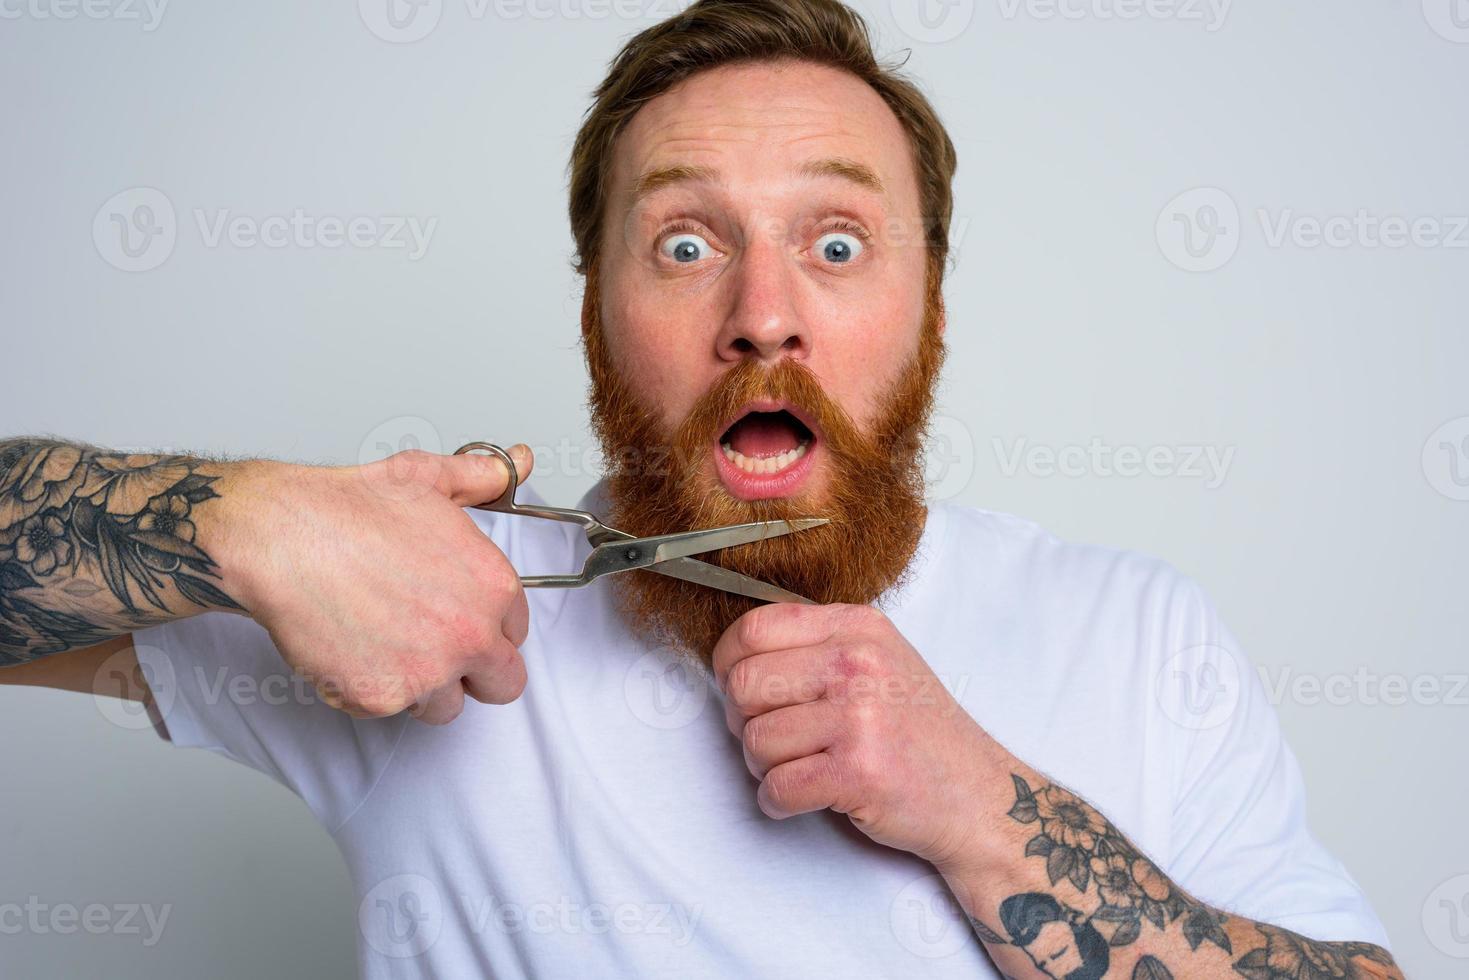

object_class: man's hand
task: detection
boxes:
[712,602,1001,869]
[219,445,536,725]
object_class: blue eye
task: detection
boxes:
[815,232,863,264]
[661,233,712,263]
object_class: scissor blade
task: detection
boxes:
[652,518,828,563]
[582,518,828,583]
[649,556,817,605]
[586,525,817,604]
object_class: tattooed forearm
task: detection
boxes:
[948,771,1402,979]
[0,439,243,664]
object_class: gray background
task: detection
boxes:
[2,0,1466,976]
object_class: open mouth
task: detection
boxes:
[713,404,819,499]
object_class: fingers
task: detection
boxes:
[434,443,534,506]
[410,682,466,727]
[722,646,828,729]
[462,638,528,706]
[500,577,530,648]
[712,603,857,687]
[739,700,838,779]
[758,752,841,820]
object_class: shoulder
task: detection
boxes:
[929,500,1215,631]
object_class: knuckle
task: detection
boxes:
[442,607,494,656]
[486,562,519,600]
[831,641,880,681]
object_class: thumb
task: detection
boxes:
[435,444,534,506]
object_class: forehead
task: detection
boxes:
[606,59,921,215]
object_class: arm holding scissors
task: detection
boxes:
[0,436,536,725]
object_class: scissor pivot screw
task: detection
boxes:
[625,547,641,561]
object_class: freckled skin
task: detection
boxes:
[596,60,940,496]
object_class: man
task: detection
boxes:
[0,1,1399,977]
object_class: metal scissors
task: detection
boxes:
[454,442,825,605]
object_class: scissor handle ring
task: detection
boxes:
[453,441,519,512]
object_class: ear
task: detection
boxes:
[579,263,599,340]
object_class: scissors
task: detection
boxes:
[454,442,826,605]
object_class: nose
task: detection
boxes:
[714,238,811,364]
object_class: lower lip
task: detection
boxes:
[712,440,819,501]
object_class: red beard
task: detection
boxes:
[582,264,947,666]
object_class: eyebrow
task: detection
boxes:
[630,157,886,204]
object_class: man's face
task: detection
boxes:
[596,59,938,504]
[583,59,945,660]
[1029,919,1085,978]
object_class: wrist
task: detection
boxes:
[205,457,303,614]
[929,727,1027,888]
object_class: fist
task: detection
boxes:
[226,445,535,726]
[713,603,993,870]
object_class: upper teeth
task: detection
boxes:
[722,441,809,475]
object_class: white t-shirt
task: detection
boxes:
[134,480,1388,979]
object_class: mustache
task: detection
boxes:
[598,356,865,482]
[675,357,861,455]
